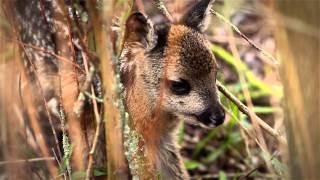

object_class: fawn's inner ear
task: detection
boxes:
[124,12,153,47]
[180,0,214,32]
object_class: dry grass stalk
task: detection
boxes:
[85,85,102,179]
[0,45,32,178]
[20,41,64,165]
[51,0,86,171]
[80,47,103,179]
[1,1,60,176]
[18,59,59,177]
[275,1,320,178]
[20,54,60,178]
[87,0,129,179]
[18,42,85,74]
[0,157,55,166]
[227,27,273,171]
[155,0,173,22]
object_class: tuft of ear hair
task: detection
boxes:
[124,12,153,47]
[180,0,214,33]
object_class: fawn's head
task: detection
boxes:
[121,0,225,128]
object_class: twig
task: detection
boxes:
[0,35,97,73]
[82,91,104,103]
[73,65,96,117]
[211,9,279,66]
[0,157,55,166]
[80,33,103,180]
[238,167,260,180]
[154,0,173,22]
[85,85,103,180]
[217,81,287,145]
[84,75,103,179]
[19,42,85,73]
[66,9,104,177]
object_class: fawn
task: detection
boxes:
[120,0,225,179]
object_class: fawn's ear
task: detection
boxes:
[124,12,153,47]
[180,0,214,33]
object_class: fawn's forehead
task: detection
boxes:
[164,25,216,77]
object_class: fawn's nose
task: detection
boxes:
[196,105,225,128]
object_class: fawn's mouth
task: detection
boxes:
[183,113,224,129]
[193,106,226,128]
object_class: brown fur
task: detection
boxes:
[120,0,225,179]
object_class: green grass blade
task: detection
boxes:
[212,45,282,98]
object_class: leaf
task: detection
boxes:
[229,101,239,129]
[219,171,227,180]
[253,106,282,114]
[72,171,87,179]
[184,160,203,170]
[71,169,107,179]
[94,168,107,177]
[212,45,282,97]
[81,12,89,23]
[204,132,242,163]
[271,157,288,177]
[239,115,252,130]
[157,173,162,180]
[193,129,218,157]
[177,123,185,145]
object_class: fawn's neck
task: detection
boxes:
[125,81,189,179]
[136,113,189,179]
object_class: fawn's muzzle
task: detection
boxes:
[195,104,225,128]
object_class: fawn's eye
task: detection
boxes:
[169,79,191,95]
